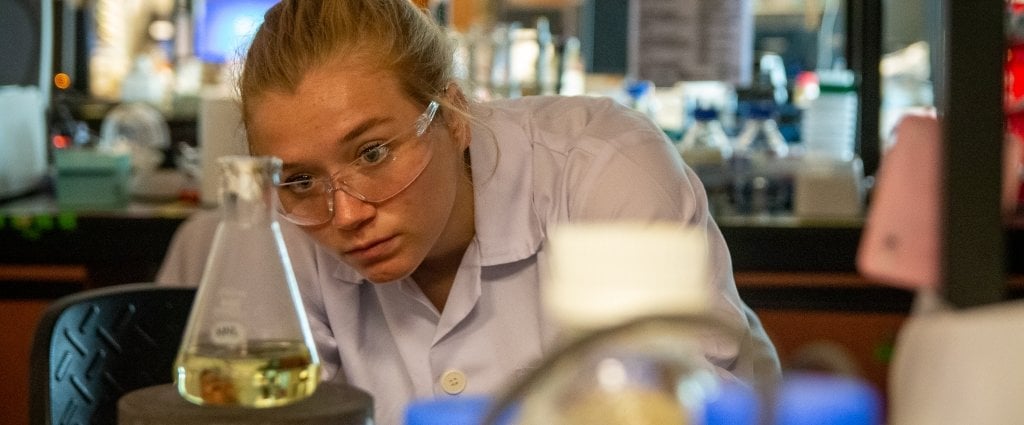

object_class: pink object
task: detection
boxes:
[858,113,1021,289]
[858,114,943,289]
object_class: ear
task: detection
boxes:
[442,83,472,151]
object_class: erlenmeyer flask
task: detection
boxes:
[174,155,320,408]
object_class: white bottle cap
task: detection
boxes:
[543,222,710,332]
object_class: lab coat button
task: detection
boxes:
[441,369,467,394]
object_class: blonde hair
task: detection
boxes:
[239,0,455,120]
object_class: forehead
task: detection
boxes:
[253,58,406,123]
[245,60,416,155]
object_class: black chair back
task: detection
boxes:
[29,283,196,425]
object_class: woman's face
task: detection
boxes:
[246,58,474,283]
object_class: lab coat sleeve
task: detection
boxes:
[155,209,220,287]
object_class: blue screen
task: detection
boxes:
[194,0,279,63]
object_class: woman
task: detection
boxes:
[161,0,780,422]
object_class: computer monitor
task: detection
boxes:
[0,0,52,199]
[193,0,279,64]
[0,0,52,97]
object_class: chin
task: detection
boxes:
[356,262,415,284]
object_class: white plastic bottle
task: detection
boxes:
[801,69,858,161]
[794,69,864,218]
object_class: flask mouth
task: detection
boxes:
[217,155,282,225]
[218,155,281,198]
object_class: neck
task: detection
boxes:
[412,258,462,313]
[413,171,475,312]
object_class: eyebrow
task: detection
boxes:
[342,116,391,144]
[279,115,393,174]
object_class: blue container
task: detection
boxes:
[705,381,760,425]
[404,395,493,425]
[774,373,882,425]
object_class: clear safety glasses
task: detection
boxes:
[275,101,439,226]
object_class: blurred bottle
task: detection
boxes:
[801,69,858,162]
[736,101,789,158]
[121,54,171,112]
[625,80,658,119]
[175,155,320,408]
[559,37,586,96]
[794,69,866,219]
[679,106,734,215]
[481,223,756,425]
[535,17,559,96]
[428,0,451,26]
[489,23,519,99]
[732,100,794,216]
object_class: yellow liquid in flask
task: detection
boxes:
[176,340,320,408]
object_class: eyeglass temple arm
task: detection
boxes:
[415,101,440,136]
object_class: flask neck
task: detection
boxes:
[737,118,788,157]
[684,120,729,147]
[218,155,280,226]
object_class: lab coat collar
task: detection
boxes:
[468,101,545,267]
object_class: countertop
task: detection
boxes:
[4,192,1022,311]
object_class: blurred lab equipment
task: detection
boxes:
[1006,0,1024,208]
[0,85,49,200]
[482,223,748,425]
[884,298,1024,425]
[624,79,658,119]
[0,0,52,200]
[679,106,733,215]
[120,54,173,111]
[801,69,858,162]
[791,68,864,218]
[99,101,189,201]
[628,0,754,87]
[792,155,864,218]
[53,147,132,208]
[559,36,586,96]
[174,156,320,408]
[198,85,249,206]
[732,100,794,215]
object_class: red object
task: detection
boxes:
[51,134,71,149]
[1007,1,1024,205]
[1005,44,1024,113]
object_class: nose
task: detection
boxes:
[329,188,375,230]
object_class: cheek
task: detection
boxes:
[405,153,460,223]
[399,145,465,234]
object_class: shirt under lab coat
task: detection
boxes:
[157,95,781,425]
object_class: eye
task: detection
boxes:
[357,142,392,165]
[281,175,318,195]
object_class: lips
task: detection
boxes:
[344,235,397,263]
